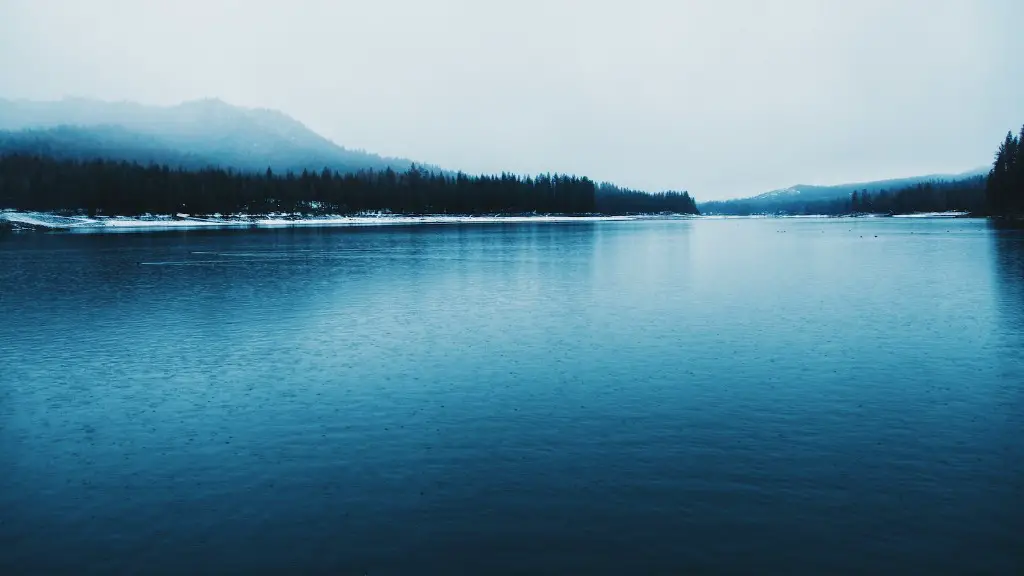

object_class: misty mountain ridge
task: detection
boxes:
[750,169,989,202]
[0,97,419,174]
[701,168,989,214]
[0,97,991,214]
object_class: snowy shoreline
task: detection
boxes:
[0,210,975,233]
[0,210,651,232]
[889,211,971,218]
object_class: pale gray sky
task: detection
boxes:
[1,0,1022,199]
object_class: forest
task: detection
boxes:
[700,176,990,216]
[3,124,1022,221]
[0,154,699,217]
[790,177,986,216]
[701,125,1024,217]
[988,127,1024,216]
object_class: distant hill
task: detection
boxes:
[0,125,213,168]
[0,97,419,174]
[700,169,989,214]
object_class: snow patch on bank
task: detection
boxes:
[890,211,969,218]
[0,210,647,232]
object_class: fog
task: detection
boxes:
[1,0,1022,199]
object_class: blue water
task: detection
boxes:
[1,218,1022,574]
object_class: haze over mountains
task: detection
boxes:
[0,97,992,216]
[0,97,703,218]
[748,171,989,202]
[699,169,989,215]
[0,97,419,174]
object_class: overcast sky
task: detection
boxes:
[1,0,1022,199]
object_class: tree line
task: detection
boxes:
[846,125,1024,217]
[700,176,988,216]
[848,177,988,214]
[988,126,1024,216]
[595,183,698,214]
[0,154,699,216]
[702,125,1024,217]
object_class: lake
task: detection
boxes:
[1,218,1022,574]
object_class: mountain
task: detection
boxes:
[700,169,989,214]
[0,97,418,174]
[0,125,212,168]
[747,170,989,203]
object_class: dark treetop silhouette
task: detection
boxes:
[0,155,698,217]
[0,98,699,217]
[987,126,1024,216]
[700,126,1023,217]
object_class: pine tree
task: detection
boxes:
[1014,125,1024,214]
[988,130,1019,215]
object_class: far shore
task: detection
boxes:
[0,209,978,233]
[0,211,649,233]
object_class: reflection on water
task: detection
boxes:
[1,219,1022,575]
[992,220,1024,316]
[991,221,1024,419]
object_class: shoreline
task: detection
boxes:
[0,211,655,233]
[0,209,978,233]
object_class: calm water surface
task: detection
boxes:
[1,218,1022,574]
